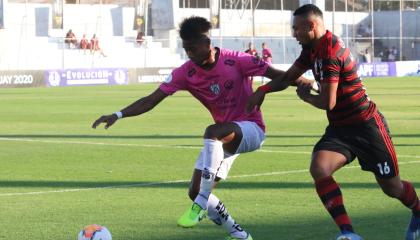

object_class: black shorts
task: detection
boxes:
[313,111,399,179]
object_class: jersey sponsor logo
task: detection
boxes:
[224,79,234,90]
[252,57,266,68]
[187,68,196,77]
[164,73,173,83]
[314,58,324,81]
[224,59,235,66]
[210,83,220,95]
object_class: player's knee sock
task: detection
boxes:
[207,194,248,238]
[195,139,224,209]
[315,176,354,233]
[399,181,420,217]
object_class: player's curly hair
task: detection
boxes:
[179,16,212,41]
[293,4,323,19]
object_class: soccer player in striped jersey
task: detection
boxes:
[247,4,420,240]
[92,16,315,240]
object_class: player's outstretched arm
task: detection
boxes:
[264,65,310,92]
[92,88,168,129]
[246,65,308,112]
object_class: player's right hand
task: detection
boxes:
[246,89,266,113]
[92,114,118,129]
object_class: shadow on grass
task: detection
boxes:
[114,209,409,240]
[1,180,419,190]
[1,133,419,139]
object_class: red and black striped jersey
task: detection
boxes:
[294,30,377,126]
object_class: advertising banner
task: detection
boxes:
[0,70,45,88]
[210,0,220,29]
[358,62,396,77]
[129,67,173,84]
[45,68,128,87]
[133,0,147,32]
[52,0,63,29]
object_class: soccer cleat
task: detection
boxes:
[225,233,253,240]
[177,203,206,228]
[335,232,363,240]
[406,215,420,240]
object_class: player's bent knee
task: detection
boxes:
[310,164,331,180]
[203,124,219,139]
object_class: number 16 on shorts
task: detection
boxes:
[377,162,391,176]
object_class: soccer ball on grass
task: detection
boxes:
[78,224,112,240]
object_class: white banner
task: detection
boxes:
[395,61,420,77]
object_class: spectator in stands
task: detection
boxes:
[65,29,78,49]
[245,42,259,84]
[359,48,371,63]
[136,30,145,47]
[365,24,372,37]
[90,34,107,57]
[79,34,89,54]
[356,24,365,37]
[356,23,372,39]
[261,42,272,64]
[244,42,258,57]
[388,47,396,62]
[390,46,398,61]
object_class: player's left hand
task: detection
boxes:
[92,114,118,129]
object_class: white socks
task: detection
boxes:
[194,139,248,239]
[195,139,224,209]
[207,194,248,238]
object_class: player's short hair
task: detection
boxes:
[179,16,212,41]
[293,4,323,19]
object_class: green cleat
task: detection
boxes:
[225,233,253,240]
[177,203,207,228]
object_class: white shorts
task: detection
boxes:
[194,121,265,179]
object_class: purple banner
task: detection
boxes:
[45,68,128,87]
[358,62,396,78]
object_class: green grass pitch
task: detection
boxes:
[0,77,419,239]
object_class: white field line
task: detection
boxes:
[0,137,419,197]
[2,137,419,158]
[0,137,310,154]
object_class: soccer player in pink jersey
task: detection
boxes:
[92,16,315,240]
[261,43,272,64]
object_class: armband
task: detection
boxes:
[257,85,272,93]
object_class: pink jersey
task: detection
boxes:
[262,48,272,63]
[159,48,268,131]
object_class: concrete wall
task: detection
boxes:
[1,3,419,70]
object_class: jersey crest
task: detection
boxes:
[210,83,220,95]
